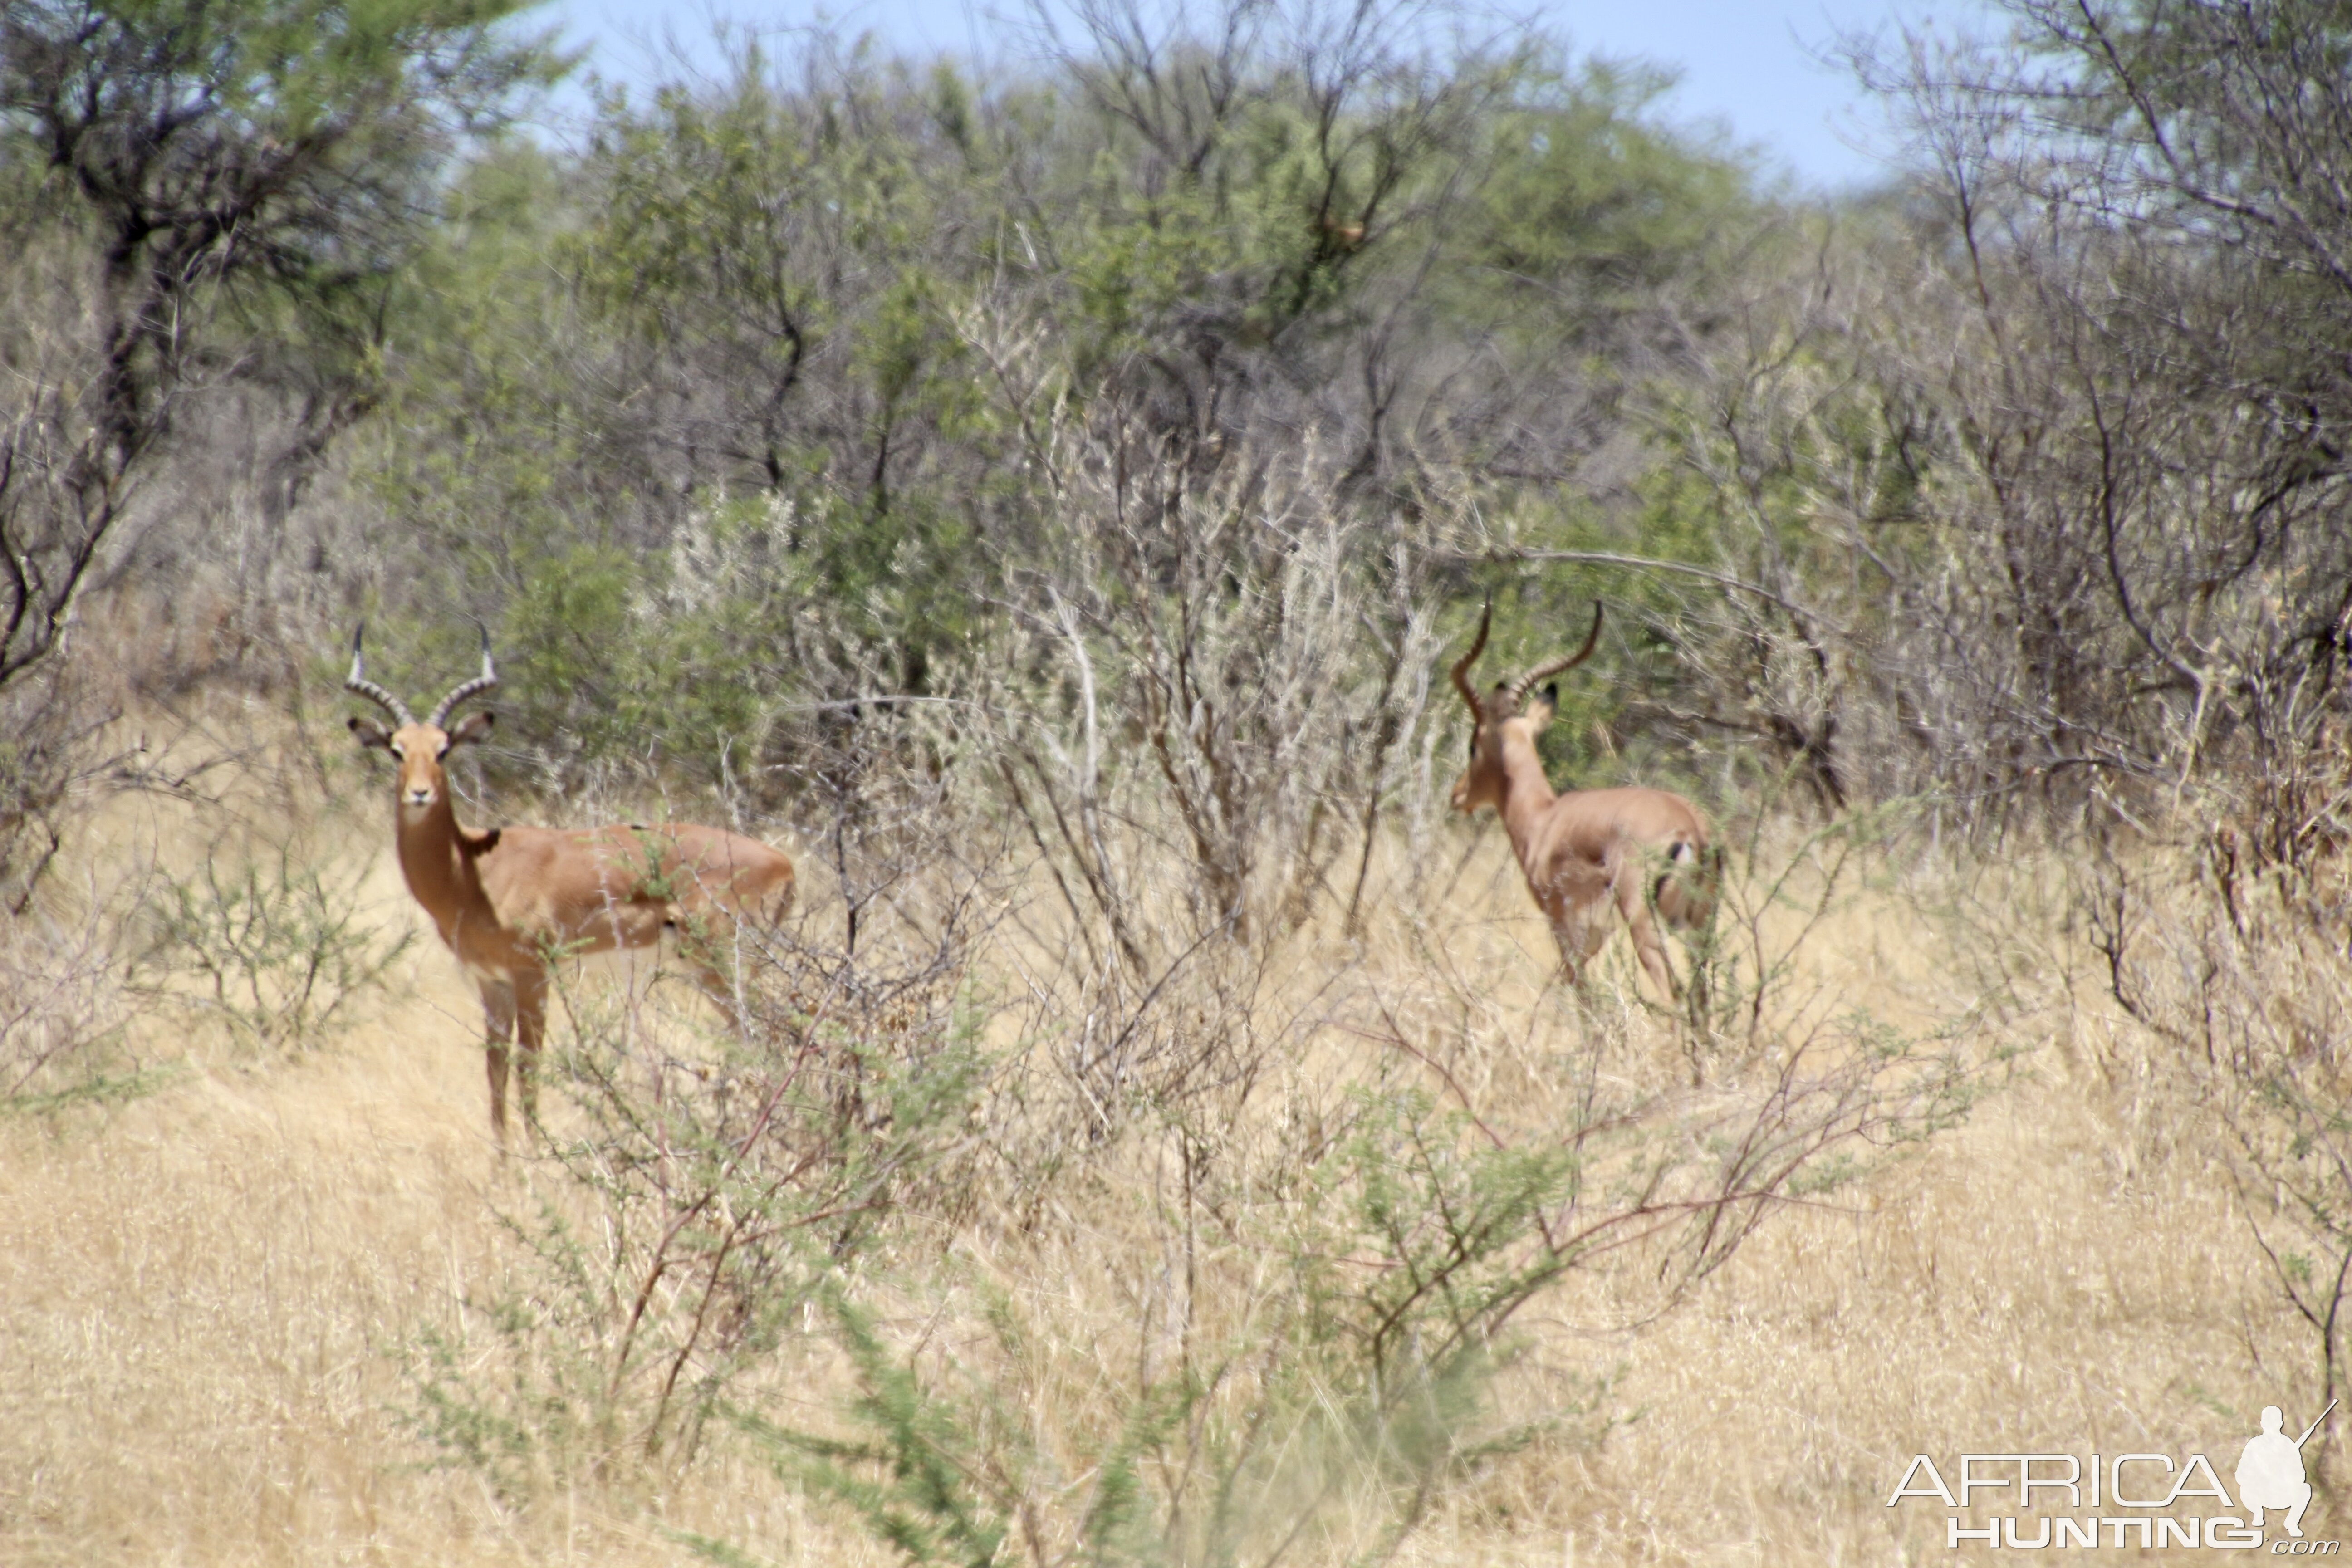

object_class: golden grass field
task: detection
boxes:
[0,775,2330,1565]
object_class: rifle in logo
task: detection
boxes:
[2239,1399,2337,1539]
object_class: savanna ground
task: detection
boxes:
[0,723,2321,1567]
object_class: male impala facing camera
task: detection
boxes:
[344,628,793,1142]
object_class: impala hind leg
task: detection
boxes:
[1615,864,1679,999]
[1651,841,1723,932]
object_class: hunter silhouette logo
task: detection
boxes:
[2239,1403,2333,1539]
[1887,1399,2340,1551]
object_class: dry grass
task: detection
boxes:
[0,790,2329,1565]
[0,841,879,1564]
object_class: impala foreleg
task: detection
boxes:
[663,896,753,1036]
[1545,890,1611,991]
[679,956,745,1035]
[513,967,549,1132]
[480,977,518,1142]
[477,969,549,1145]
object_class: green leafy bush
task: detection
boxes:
[131,842,412,1053]
[400,909,992,1502]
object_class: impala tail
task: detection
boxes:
[1652,840,1724,931]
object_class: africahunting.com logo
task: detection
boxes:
[1889,1402,2338,1552]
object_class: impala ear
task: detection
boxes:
[348,715,393,750]
[447,710,495,747]
[1525,683,1559,730]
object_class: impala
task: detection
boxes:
[345,629,794,1141]
[1450,602,1717,995]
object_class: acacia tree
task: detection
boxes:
[1506,0,2352,843]
[0,0,556,686]
[0,0,555,900]
[1823,0,2352,823]
[338,6,1759,825]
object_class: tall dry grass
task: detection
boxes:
[0,768,2334,1565]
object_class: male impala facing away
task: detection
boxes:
[1450,602,1717,995]
[344,629,794,1141]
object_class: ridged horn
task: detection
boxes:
[1450,600,1492,711]
[1505,601,1604,705]
[426,625,499,729]
[343,625,416,727]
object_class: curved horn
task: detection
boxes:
[1450,600,1493,711]
[1506,601,1604,705]
[426,625,500,730]
[344,625,416,727]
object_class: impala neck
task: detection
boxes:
[1491,723,1560,868]
[393,792,478,926]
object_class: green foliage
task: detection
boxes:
[399,936,993,1503]
[732,1094,1579,1568]
[0,0,559,902]
[1,0,559,308]
[360,145,603,579]
[129,840,413,1052]
[570,50,1011,654]
[722,1290,1013,1568]
[338,16,1766,801]
[1466,58,1755,331]
[714,1030,1975,1568]
[0,0,562,686]
[1305,1091,1579,1385]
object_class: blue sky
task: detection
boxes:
[526,0,1994,191]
